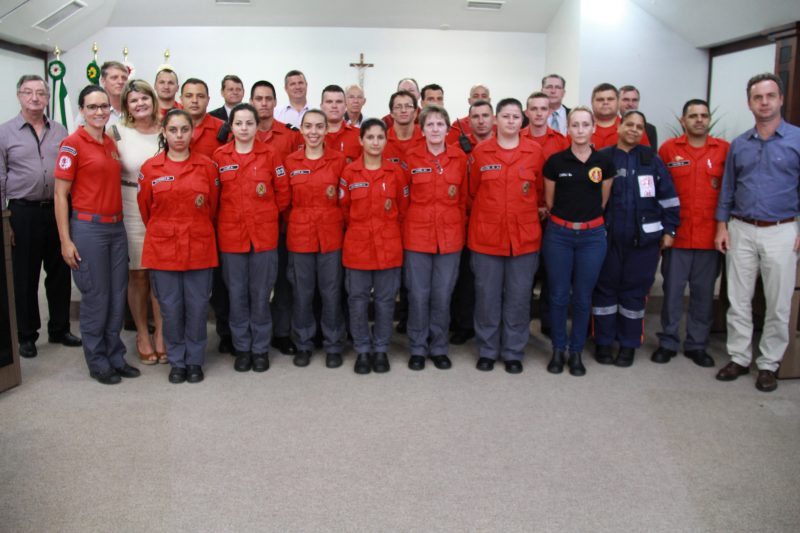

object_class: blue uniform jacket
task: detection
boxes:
[601,144,680,247]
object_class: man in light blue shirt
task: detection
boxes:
[714,72,800,392]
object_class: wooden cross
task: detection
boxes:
[349,52,374,89]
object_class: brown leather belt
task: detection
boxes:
[733,215,795,227]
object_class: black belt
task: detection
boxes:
[733,215,796,227]
[9,198,53,207]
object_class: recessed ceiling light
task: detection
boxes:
[466,0,505,11]
[33,1,85,31]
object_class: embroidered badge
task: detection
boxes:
[522,181,530,194]
[411,167,432,175]
[151,176,175,186]
[326,185,335,199]
[256,182,267,196]
[448,185,457,198]
[588,166,603,183]
[195,194,204,208]
[276,166,286,177]
[384,198,392,211]
[58,155,71,170]
[60,146,77,156]
[480,164,502,172]
[219,164,239,173]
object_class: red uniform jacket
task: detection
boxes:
[324,123,362,164]
[256,120,301,164]
[213,141,290,253]
[659,134,730,249]
[340,159,409,270]
[138,152,219,270]
[387,125,424,160]
[402,143,468,254]
[591,117,650,149]
[190,114,225,158]
[468,137,545,256]
[522,127,570,207]
[284,149,347,253]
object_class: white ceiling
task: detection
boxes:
[1,0,798,52]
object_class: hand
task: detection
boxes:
[795,235,800,252]
[538,207,549,220]
[660,234,674,250]
[715,224,729,254]
[61,240,81,270]
[9,227,14,247]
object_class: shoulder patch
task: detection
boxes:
[403,185,410,197]
[339,177,348,187]
[411,167,432,175]
[137,171,144,182]
[480,164,501,172]
[60,145,77,156]
[58,155,72,170]
[214,178,221,187]
[290,169,311,177]
[152,176,175,186]
[276,165,286,177]
[219,164,239,173]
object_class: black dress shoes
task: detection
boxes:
[252,352,269,372]
[547,350,565,374]
[19,340,37,358]
[271,336,298,355]
[450,329,475,345]
[594,345,614,365]
[615,347,635,367]
[354,353,372,374]
[476,357,495,371]
[684,349,715,368]
[651,347,677,364]
[218,335,234,354]
[114,363,141,378]
[429,355,452,370]
[90,368,121,385]
[408,355,426,371]
[504,360,523,374]
[372,352,390,373]
[48,332,82,347]
[234,352,253,372]
[169,366,187,384]
[186,365,204,383]
[568,351,586,376]
[293,350,312,367]
[326,353,343,368]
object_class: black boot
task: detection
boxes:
[354,353,372,374]
[568,351,586,376]
[615,347,635,367]
[547,350,565,374]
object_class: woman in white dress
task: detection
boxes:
[114,79,165,364]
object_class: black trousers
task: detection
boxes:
[9,201,72,342]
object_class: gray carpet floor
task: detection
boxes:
[1,315,799,533]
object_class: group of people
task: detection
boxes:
[1,61,797,392]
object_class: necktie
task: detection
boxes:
[551,112,560,132]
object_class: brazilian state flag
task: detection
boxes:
[86,60,100,85]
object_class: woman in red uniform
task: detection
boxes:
[138,109,219,384]
[284,109,347,368]
[468,98,545,374]
[54,85,139,385]
[340,118,409,374]
[402,104,468,371]
[213,103,290,373]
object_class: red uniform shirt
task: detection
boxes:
[403,142,468,254]
[191,114,225,158]
[387,125,424,161]
[445,116,472,146]
[159,101,183,117]
[324,122,362,164]
[468,137,545,256]
[591,117,650,149]
[658,134,730,249]
[256,119,302,164]
[522,127,570,207]
[340,159,409,270]
[213,141,290,253]
[54,126,122,216]
[137,152,220,270]
[284,149,347,253]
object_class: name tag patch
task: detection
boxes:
[152,176,175,186]
[638,175,655,198]
[290,169,311,177]
[219,165,239,173]
[667,160,690,168]
[349,182,369,190]
[480,164,501,172]
[411,167,432,175]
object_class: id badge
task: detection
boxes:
[638,174,655,198]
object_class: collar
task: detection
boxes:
[14,112,52,131]
[76,125,109,146]
[674,134,723,148]
[148,151,203,169]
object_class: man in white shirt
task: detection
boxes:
[274,70,309,128]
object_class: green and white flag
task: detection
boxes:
[48,59,74,132]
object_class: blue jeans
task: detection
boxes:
[542,223,607,353]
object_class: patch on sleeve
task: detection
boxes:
[480,164,501,172]
[58,155,72,170]
[151,176,175,186]
[137,171,144,181]
[60,145,77,156]
[276,165,286,177]
[219,164,239,173]
[339,178,348,187]
[403,185,410,197]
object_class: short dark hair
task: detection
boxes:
[469,99,493,115]
[229,102,259,126]
[591,83,619,99]
[284,70,306,85]
[495,98,523,115]
[746,72,783,98]
[78,84,107,108]
[389,90,418,112]
[16,74,49,94]
[421,83,443,100]
[419,104,451,129]
[541,74,566,89]
[621,109,647,124]
[321,84,345,100]
[155,68,178,85]
[359,118,387,138]
[221,74,244,91]
[100,61,126,78]
[181,78,209,95]
[682,98,709,116]
[619,85,640,96]
[250,80,276,100]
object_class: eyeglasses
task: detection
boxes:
[84,104,111,112]
[392,104,415,111]
[18,90,48,98]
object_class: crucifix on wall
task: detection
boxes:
[349,52,374,89]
